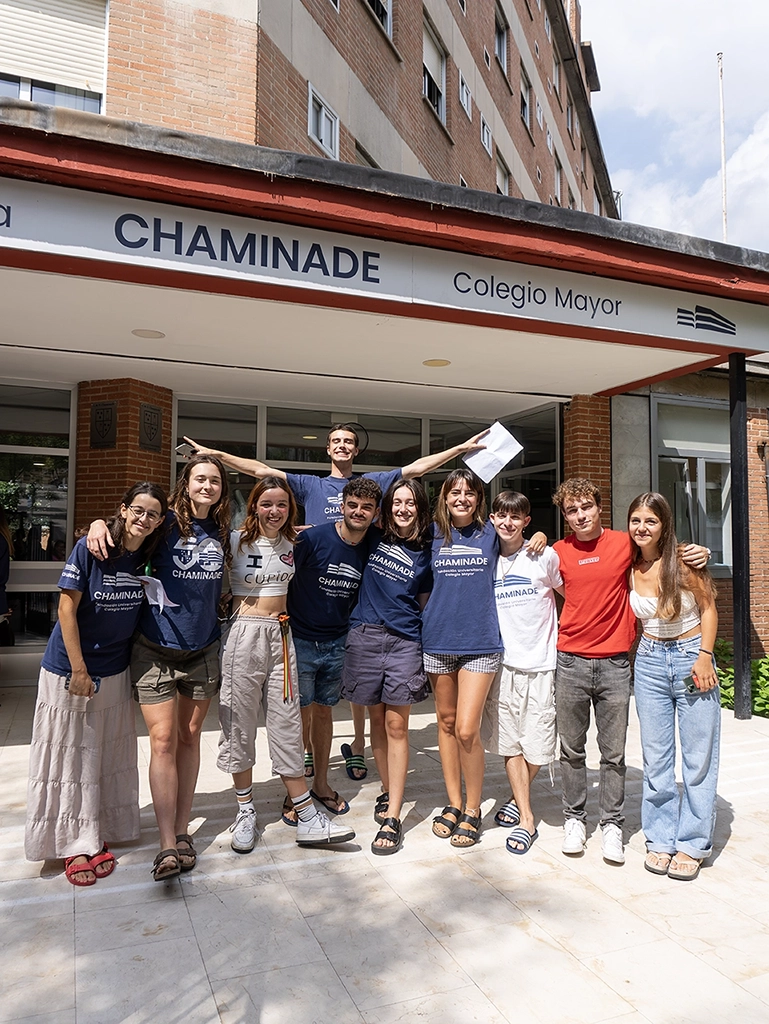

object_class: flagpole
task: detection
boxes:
[718,52,727,243]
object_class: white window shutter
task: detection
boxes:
[0,0,107,93]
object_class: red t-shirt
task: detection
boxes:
[554,529,638,657]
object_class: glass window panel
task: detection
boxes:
[267,410,420,467]
[0,74,21,98]
[429,418,486,470]
[0,454,69,560]
[0,385,70,447]
[496,468,558,542]
[176,400,257,459]
[656,402,729,453]
[499,407,557,470]
[6,591,60,645]
[704,460,730,564]
[658,457,696,543]
[30,80,101,113]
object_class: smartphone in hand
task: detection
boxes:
[175,442,196,458]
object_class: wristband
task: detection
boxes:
[699,648,713,656]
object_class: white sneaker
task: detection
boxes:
[562,818,587,854]
[601,823,625,864]
[296,810,355,846]
[230,807,258,853]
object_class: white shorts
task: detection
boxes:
[481,665,556,765]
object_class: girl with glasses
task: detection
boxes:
[25,483,167,886]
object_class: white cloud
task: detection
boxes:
[580,0,769,251]
[614,110,769,251]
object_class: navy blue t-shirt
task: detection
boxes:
[350,528,433,642]
[285,469,401,525]
[421,520,502,655]
[287,522,371,641]
[139,512,225,651]
[42,538,147,677]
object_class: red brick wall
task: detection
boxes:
[745,408,769,656]
[74,379,173,538]
[105,0,257,143]
[562,393,612,513]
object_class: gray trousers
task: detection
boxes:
[555,651,631,827]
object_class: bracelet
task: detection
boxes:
[699,648,714,656]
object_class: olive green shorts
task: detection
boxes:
[131,633,221,705]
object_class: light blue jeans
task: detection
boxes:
[633,634,720,859]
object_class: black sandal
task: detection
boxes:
[175,833,197,872]
[432,805,462,838]
[371,817,402,856]
[152,848,181,881]
[374,792,390,825]
[450,811,482,848]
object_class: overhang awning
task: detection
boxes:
[1,101,768,415]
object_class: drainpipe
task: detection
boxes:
[729,353,751,719]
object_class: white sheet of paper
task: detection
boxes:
[140,575,179,614]
[462,421,523,483]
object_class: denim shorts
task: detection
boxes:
[293,634,346,708]
[340,623,430,706]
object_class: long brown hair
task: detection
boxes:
[380,478,432,546]
[170,455,232,567]
[627,491,716,619]
[435,468,487,545]
[238,477,298,551]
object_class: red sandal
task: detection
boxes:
[64,855,96,887]
[89,844,115,878]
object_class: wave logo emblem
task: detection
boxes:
[676,305,736,336]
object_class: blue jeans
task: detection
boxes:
[633,634,720,859]
[555,651,631,826]
[293,635,346,708]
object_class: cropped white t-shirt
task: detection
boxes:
[229,532,295,598]
[629,572,700,639]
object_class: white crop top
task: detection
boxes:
[629,573,700,639]
[229,532,295,598]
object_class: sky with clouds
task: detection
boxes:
[580,0,769,254]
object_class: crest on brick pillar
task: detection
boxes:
[90,402,117,449]
[140,404,162,452]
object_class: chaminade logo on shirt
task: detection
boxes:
[325,561,362,581]
[378,543,414,568]
[494,573,532,589]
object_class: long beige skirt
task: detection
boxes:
[25,666,140,861]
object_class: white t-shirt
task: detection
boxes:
[494,543,562,671]
[229,532,295,597]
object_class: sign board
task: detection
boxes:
[1,176,767,351]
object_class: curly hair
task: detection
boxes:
[552,477,601,511]
[238,477,298,551]
[170,455,232,567]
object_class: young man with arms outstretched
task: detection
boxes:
[483,491,563,855]
[553,478,709,865]
[186,423,486,780]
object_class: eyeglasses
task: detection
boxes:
[127,506,162,522]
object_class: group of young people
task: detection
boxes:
[23,422,720,886]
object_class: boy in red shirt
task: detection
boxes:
[553,479,708,865]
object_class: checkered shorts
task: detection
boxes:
[423,651,502,675]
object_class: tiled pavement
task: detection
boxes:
[2,685,769,1024]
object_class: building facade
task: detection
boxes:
[0,0,767,688]
[0,0,616,214]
